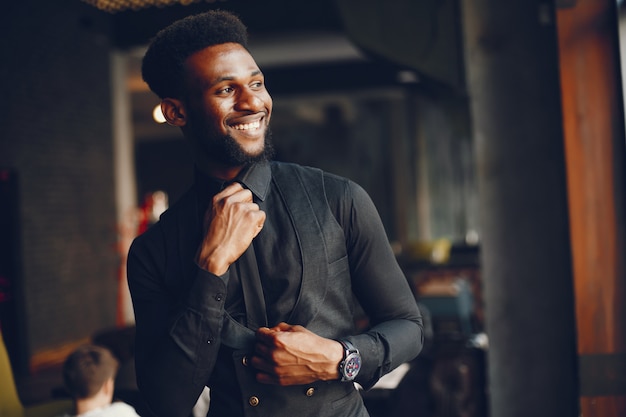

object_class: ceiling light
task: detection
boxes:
[80,0,226,13]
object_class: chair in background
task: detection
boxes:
[0,332,72,417]
[417,277,474,339]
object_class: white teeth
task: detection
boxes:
[233,120,260,130]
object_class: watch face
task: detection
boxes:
[344,354,361,379]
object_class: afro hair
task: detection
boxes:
[142,10,249,99]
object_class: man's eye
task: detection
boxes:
[218,87,233,94]
[251,81,263,89]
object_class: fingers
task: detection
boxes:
[254,323,296,346]
[252,211,266,237]
[274,322,294,331]
[212,183,266,230]
[254,326,280,349]
[214,182,252,204]
[250,324,341,386]
[196,182,266,274]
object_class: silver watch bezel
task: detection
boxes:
[338,339,361,382]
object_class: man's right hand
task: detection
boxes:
[196,182,265,275]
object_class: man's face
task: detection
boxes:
[181,43,273,167]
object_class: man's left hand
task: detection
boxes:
[250,323,344,385]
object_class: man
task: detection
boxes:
[128,10,423,417]
[60,344,141,417]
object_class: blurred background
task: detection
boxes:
[0,0,625,416]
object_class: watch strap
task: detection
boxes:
[339,339,356,354]
[338,339,360,381]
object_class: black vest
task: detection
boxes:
[161,162,368,417]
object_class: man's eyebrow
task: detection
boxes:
[209,70,263,87]
[214,75,235,83]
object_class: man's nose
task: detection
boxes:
[236,88,263,111]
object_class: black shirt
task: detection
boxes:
[194,163,303,327]
[128,161,424,416]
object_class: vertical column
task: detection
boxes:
[461,1,579,416]
[111,50,138,326]
[557,1,626,415]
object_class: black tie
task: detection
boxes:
[235,240,268,330]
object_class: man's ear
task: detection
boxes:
[161,98,187,127]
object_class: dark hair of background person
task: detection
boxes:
[62,344,119,399]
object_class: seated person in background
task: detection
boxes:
[59,344,141,417]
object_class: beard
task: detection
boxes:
[191,122,275,167]
[213,128,275,166]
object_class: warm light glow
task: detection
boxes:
[152,104,166,124]
[80,0,215,13]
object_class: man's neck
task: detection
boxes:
[195,160,246,181]
[75,394,110,415]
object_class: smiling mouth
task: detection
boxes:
[231,120,261,131]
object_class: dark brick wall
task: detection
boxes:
[0,0,118,368]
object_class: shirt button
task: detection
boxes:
[305,387,315,397]
[249,396,260,407]
[242,356,249,366]
[214,293,224,301]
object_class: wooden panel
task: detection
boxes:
[556,0,626,413]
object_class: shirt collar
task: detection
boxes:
[237,161,271,202]
[194,161,271,202]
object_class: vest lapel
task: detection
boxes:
[273,164,330,327]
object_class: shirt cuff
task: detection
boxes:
[185,264,229,314]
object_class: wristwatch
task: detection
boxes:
[337,339,361,382]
